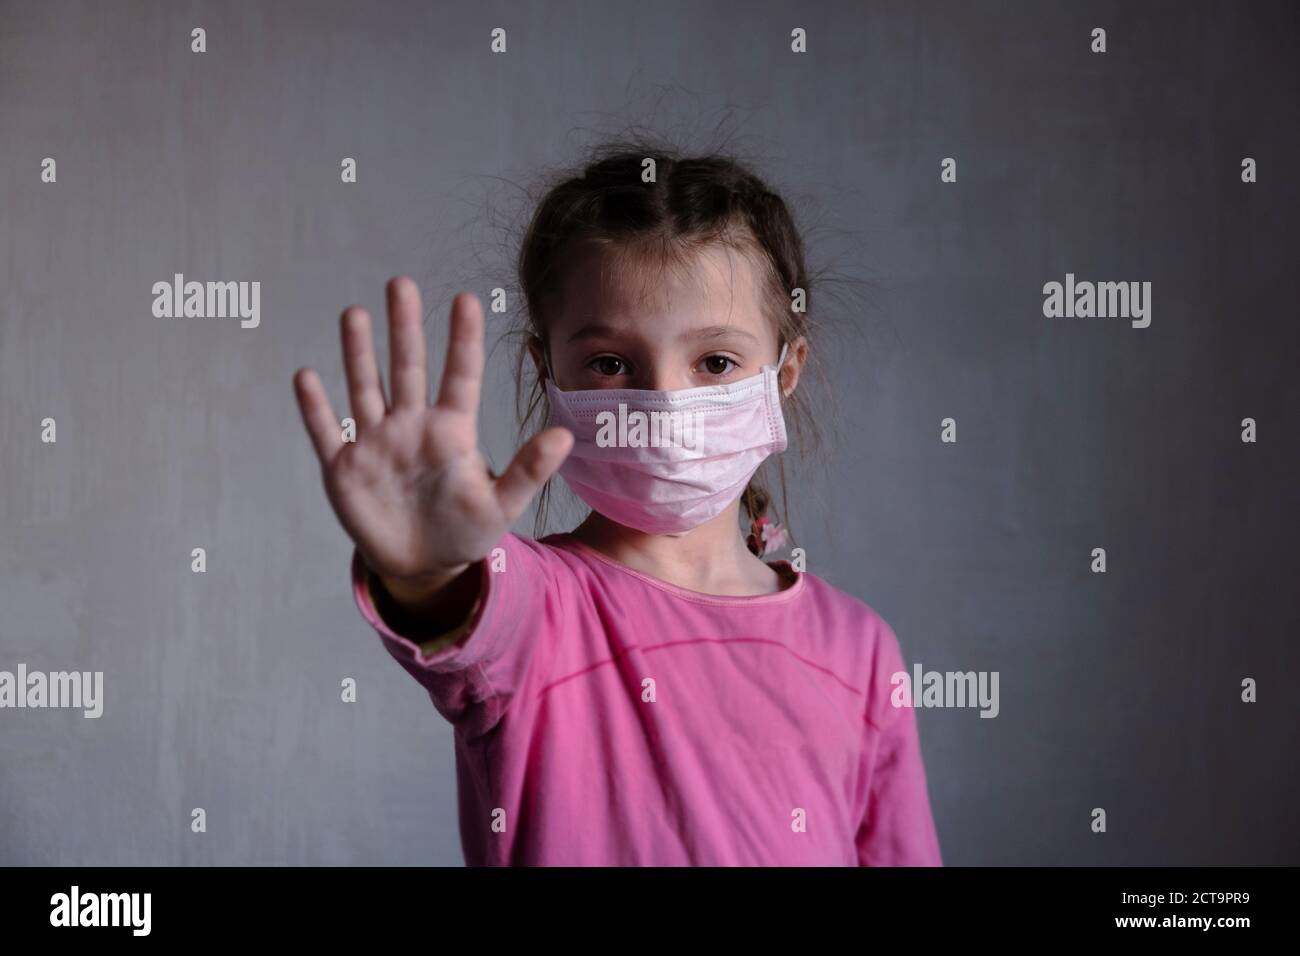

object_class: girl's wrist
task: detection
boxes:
[377,564,471,614]
[370,560,484,640]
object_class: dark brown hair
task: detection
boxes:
[511,138,822,550]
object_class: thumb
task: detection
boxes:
[493,426,574,522]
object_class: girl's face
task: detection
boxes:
[541,243,798,393]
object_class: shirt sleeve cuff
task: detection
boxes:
[350,548,492,667]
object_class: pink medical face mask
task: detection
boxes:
[544,344,789,535]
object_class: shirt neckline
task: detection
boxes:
[544,533,807,607]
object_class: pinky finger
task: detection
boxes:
[293,368,345,465]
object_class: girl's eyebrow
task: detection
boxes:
[687,326,760,343]
[566,324,626,343]
[565,323,759,344]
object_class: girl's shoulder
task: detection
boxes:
[791,569,907,652]
[795,572,920,726]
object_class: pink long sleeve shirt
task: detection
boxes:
[351,532,943,866]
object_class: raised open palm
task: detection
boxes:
[293,278,573,600]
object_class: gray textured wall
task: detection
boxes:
[1,0,1296,866]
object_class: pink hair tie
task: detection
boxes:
[747,516,789,557]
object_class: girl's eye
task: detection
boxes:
[701,354,737,376]
[588,355,628,377]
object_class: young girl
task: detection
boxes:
[292,146,942,866]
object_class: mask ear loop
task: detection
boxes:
[773,341,791,398]
[748,340,794,558]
